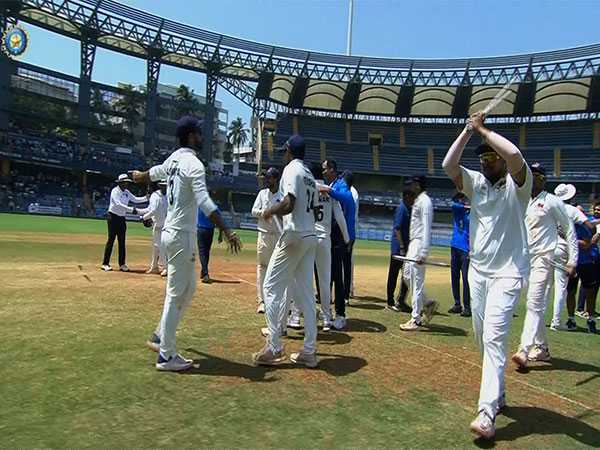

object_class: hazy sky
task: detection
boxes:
[19,0,600,125]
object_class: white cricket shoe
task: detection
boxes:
[470,410,495,440]
[322,318,333,332]
[549,321,564,331]
[528,346,551,362]
[160,269,167,277]
[101,264,112,272]
[511,349,528,369]
[256,302,265,314]
[287,314,302,329]
[146,267,160,274]
[156,353,193,372]
[119,264,129,272]
[260,327,287,337]
[290,350,318,368]
[400,318,423,331]
[333,316,347,330]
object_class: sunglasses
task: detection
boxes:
[479,153,501,164]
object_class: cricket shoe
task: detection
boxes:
[392,302,412,313]
[119,264,129,272]
[587,319,598,334]
[322,318,333,332]
[333,316,347,331]
[448,305,462,314]
[146,267,160,274]
[399,318,423,331]
[256,302,265,314]
[252,345,286,366]
[290,350,318,368]
[422,300,439,324]
[566,318,577,331]
[549,320,564,331]
[160,269,167,277]
[287,315,302,330]
[101,264,112,272]
[575,310,588,319]
[201,275,212,284]
[156,353,193,372]
[470,410,495,440]
[146,332,160,353]
[511,350,528,369]
[528,346,551,362]
[460,309,472,318]
[260,327,287,338]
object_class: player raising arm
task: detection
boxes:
[442,111,532,440]
[131,115,241,372]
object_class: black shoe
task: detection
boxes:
[566,318,577,331]
[394,302,412,313]
[587,319,598,334]
[460,309,472,317]
[448,305,462,314]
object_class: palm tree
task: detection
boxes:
[227,117,249,150]
[114,84,144,140]
[175,84,200,117]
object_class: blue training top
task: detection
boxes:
[391,202,410,255]
[450,201,470,253]
[328,177,356,241]
[197,207,219,230]
[575,221,599,265]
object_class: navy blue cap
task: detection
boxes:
[176,115,203,139]
[265,167,280,178]
[530,162,546,176]
[278,134,305,156]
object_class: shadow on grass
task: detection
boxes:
[425,323,468,337]
[285,331,353,345]
[523,357,600,386]
[351,295,385,303]
[204,278,241,284]
[350,303,386,311]
[183,349,367,378]
[344,318,387,333]
[473,406,600,448]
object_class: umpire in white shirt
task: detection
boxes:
[101,173,148,272]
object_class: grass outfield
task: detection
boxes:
[1,213,599,449]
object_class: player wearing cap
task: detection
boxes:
[139,181,168,275]
[131,115,241,372]
[101,173,149,272]
[399,175,437,331]
[252,134,319,368]
[550,184,594,331]
[252,167,282,314]
[511,163,577,369]
[443,111,532,440]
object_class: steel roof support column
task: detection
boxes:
[202,71,218,162]
[78,30,97,149]
[144,50,161,156]
[0,11,17,134]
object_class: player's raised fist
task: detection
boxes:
[470,111,486,132]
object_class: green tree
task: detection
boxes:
[227,117,249,149]
[175,84,200,117]
[113,84,144,140]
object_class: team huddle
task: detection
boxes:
[97,111,599,442]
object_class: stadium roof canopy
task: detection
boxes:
[5,0,600,122]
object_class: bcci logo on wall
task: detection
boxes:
[2,25,29,58]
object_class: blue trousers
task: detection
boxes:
[197,227,215,278]
[451,246,470,311]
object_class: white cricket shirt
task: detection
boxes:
[142,190,168,228]
[108,186,147,217]
[149,147,217,233]
[556,204,588,259]
[461,166,532,278]
[409,191,433,259]
[252,188,282,233]
[526,191,577,267]
[315,179,349,241]
[351,186,359,227]
[279,158,316,234]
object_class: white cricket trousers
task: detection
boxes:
[551,246,569,326]
[264,231,317,354]
[519,252,554,353]
[256,231,279,304]
[149,225,166,270]
[469,267,524,419]
[158,229,197,359]
[403,239,428,321]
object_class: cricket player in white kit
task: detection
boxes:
[443,111,532,440]
[551,184,591,330]
[140,181,168,275]
[252,167,282,314]
[252,134,319,368]
[512,164,577,368]
[132,116,241,372]
[400,175,438,331]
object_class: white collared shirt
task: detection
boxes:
[279,159,316,234]
[409,191,433,259]
[315,179,349,241]
[108,186,147,217]
[461,166,532,278]
[142,190,168,228]
[526,191,577,267]
[149,147,217,233]
[252,188,283,234]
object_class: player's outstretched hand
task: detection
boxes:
[130,170,145,184]
[318,184,332,194]
[225,231,242,255]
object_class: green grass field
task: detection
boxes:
[1,213,599,449]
